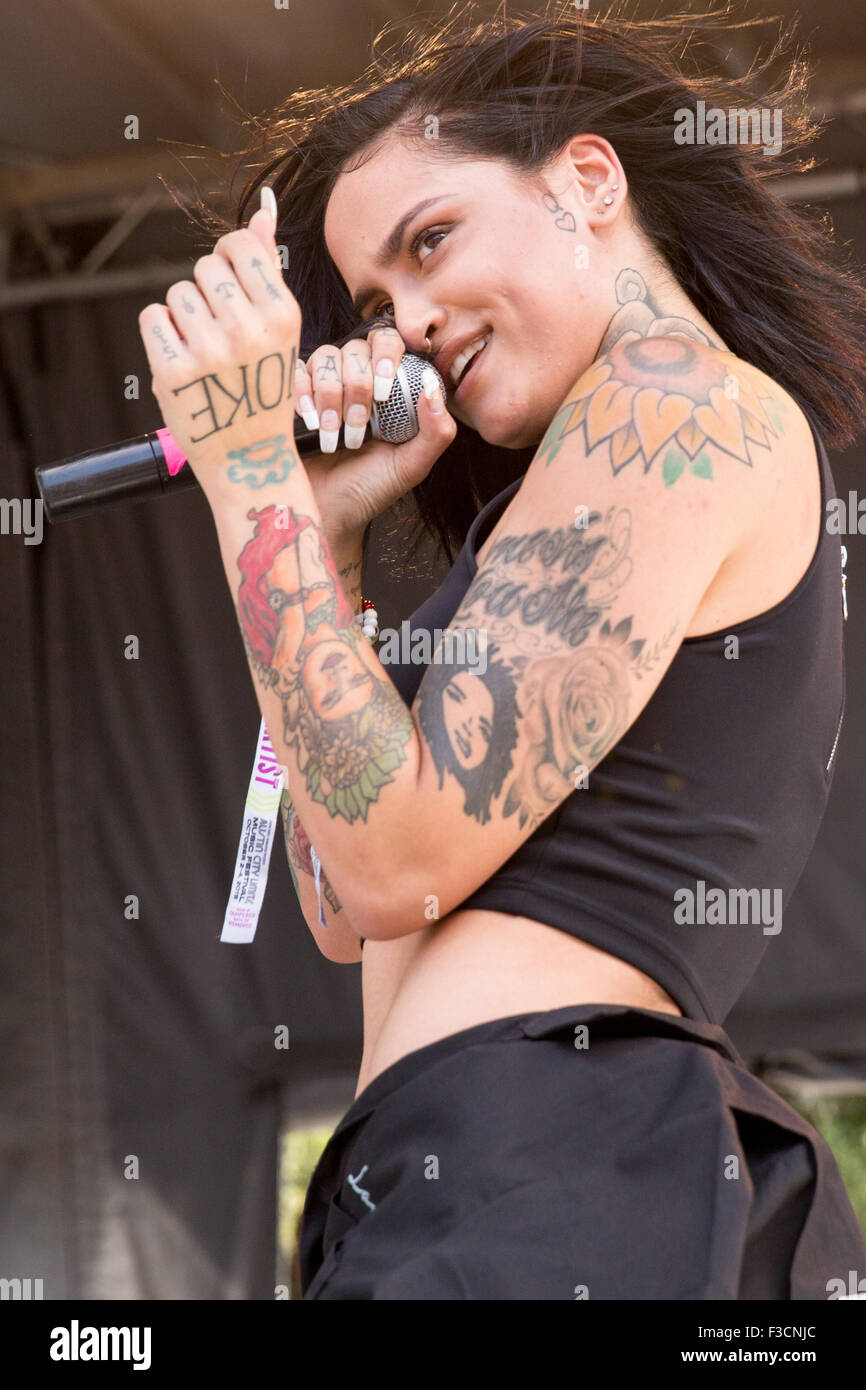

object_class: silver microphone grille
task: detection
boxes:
[369,354,447,444]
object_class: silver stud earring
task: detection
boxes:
[611,183,619,192]
[603,194,614,206]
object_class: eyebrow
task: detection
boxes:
[350,194,456,318]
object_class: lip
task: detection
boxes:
[434,327,492,386]
[322,652,343,669]
[453,334,491,402]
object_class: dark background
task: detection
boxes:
[1,0,864,1297]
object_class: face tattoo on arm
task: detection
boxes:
[236,504,415,824]
[416,503,676,832]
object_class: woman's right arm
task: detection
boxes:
[279,531,366,963]
[280,323,452,959]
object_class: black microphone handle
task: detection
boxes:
[36,418,345,524]
[35,342,442,524]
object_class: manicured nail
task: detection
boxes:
[319,408,340,452]
[260,185,278,232]
[373,359,395,401]
[297,394,319,430]
[421,366,444,413]
[344,403,368,449]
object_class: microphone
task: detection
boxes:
[35,352,445,524]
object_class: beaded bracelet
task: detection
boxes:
[355,598,379,644]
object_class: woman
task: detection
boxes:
[145,4,866,1298]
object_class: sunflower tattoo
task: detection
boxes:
[538,268,788,484]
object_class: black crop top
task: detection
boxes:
[375,409,846,1024]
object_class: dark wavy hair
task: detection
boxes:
[183,0,866,570]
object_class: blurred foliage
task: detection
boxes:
[790,1096,866,1235]
[280,1125,335,1299]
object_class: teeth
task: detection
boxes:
[449,332,491,386]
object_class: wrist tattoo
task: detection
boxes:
[226,434,299,488]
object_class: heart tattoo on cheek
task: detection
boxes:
[541,192,577,235]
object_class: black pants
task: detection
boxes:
[299,1003,866,1299]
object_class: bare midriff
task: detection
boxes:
[354,909,681,1098]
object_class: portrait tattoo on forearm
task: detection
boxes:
[537,268,788,485]
[236,504,414,822]
[416,505,675,831]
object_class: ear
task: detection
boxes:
[559,134,623,225]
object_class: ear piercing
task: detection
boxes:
[576,181,620,207]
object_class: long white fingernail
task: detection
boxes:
[298,394,319,429]
[260,185,278,232]
[319,409,340,452]
[373,359,395,401]
[344,404,367,449]
[421,366,444,412]
[344,423,367,449]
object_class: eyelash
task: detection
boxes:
[372,225,448,317]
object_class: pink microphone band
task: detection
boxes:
[155,428,188,477]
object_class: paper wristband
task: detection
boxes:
[220,718,286,944]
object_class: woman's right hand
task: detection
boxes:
[294,324,457,546]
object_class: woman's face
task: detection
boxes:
[301,640,374,720]
[324,134,611,450]
[441,670,494,770]
[264,548,373,716]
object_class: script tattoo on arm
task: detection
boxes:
[337,554,363,609]
[537,268,787,485]
[236,504,414,823]
[416,505,676,831]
